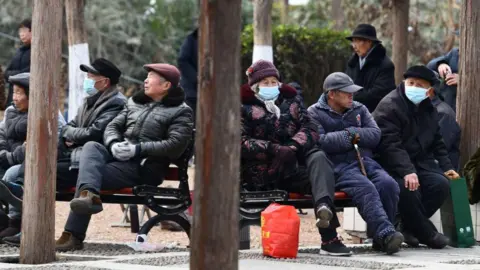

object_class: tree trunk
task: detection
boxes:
[331,0,344,30]
[458,0,480,168]
[190,0,242,269]
[444,0,456,53]
[281,0,289,25]
[65,0,90,121]
[19,0,62,264]
[392,0,410,85]
[253,0,273,63]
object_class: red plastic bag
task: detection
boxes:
[261,203,300,258]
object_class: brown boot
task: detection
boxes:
[70,190,103,215]
[0,218,21,241]
[55,231,84,251]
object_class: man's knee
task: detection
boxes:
[306,150,332,168]
[430,174,450,201]
[375,174,400,197]
[83,141,108,156]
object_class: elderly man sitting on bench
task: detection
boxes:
[308,72,403,255]
[55,63,194,251]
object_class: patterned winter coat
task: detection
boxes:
[240,83,319,190]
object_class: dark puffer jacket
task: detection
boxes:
[240,83,319,190]
[346,44,396,112]
[0,107,28,165]
[59,87,126,169]
[104,86,193,184]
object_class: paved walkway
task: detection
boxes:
[0,244,480,269]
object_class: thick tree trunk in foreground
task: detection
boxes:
[20,0,63,264]
[458,0,480,168]
[190,0,242,269]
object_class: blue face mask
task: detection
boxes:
[83,78,99,96]
[258,86,280,101]
[405,85,428,105]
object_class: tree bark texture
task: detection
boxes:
[65,0,90,121]
[190,0,242,270]
[331,0,344,30]
[392,0,410,85]
[254,0,273,45]
[458,0,480,168]
[20,0,62,264]
[252,0,273,63]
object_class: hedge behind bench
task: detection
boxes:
[241,25,352,107]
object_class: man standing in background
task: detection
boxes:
[345,24,396,112]
[178,28,198,123]
[4,19,32,107]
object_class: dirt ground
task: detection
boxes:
[55,167,353,248]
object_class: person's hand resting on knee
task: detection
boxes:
[111,141,139,161]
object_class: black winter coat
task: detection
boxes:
[346,44,396,112]
[372,83,453,178]
[59,87,126,168]
[4,45,31,105]
[427,48,459,112]
[0,107,28,165]
[432,96,460,170]
[178,29,198,100]
[103,87,193,184]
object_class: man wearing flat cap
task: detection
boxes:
[55,63,193,251]
[345,23,396,113]
[373,65,460,249]
[308,72,404,255]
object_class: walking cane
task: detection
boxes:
[353,134,367,176]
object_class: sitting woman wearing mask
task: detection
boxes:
[240,60,352,256]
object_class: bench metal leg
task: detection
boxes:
[129,204,140,233]
[138,212,191,239]
[239,225,250,250]
[239,218,260,250]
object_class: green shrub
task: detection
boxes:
[241,25,352,106]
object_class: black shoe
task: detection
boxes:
[320,238,352,256]
[315,204,333,229]
[3,232,20,247]
[403,231,420,247]
[421,233,449,249]
[382,232,404,255]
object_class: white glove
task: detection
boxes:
[115,142,138,161]
[111,142,130,161]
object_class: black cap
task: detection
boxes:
[8,72,30,96]
[346,24,381,43]
[80,58,122,85]
[403,65,437,86]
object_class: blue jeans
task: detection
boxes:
[335,158,399,240]
[3,164,22,219]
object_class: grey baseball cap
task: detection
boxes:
[323,72,362,93]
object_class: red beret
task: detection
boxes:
[144,63,181,87]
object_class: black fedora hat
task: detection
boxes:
[346,24,381,43]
